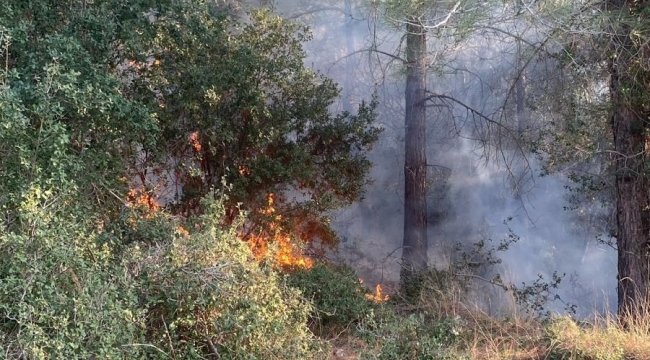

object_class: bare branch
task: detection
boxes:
[286,7,347,19]
[333,48,407,66]
[424,1,462,30]
[387,2,463,31]
[422,92,513,133]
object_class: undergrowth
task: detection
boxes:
[3,191,650,359]
[308,265,650,360]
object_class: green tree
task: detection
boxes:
[365,0,475,293]
[0,0,159,221]
[0,1,159,357]
[136,4,380,249]
[606,0,650,319]
[0,0,358,357]
[507,0,650,318]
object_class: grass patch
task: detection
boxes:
[322,267,650,360]
[546,307,650,360]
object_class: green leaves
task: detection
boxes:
[0,0,162,220]
[286,263,373,325]
[0,1,378,357]
[137,5,379,243]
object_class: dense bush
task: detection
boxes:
[0,192,329,359]
[0,194,148,359]
[358,311,466,360]
[286,263,372,327]
[131,196,329,359]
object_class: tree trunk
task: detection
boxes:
[612,106,650,319]
[342,0,355,113]
[513,42,527,202]
[401,19,428,290]
[608,0,650,320]
[515,56,526,137]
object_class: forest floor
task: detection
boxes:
[311,282,650,360]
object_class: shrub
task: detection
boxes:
[0,192,148,359]
[286,263,372,327]
[130,195,329,359]
[0,190,330,359]
[358,311,466,360]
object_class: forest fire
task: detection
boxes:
[189,131,202,152]
[368,283,389,302]
[125,187,161,216]
[360,279,390,302]
[245,193,313,269]
[127,132,314,269]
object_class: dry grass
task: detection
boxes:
[406,269,550,360]
[547,316,624,360]
[317,267,650,360]
[460,297,650,360]
[449,288,546,360]
[462,307,546,360]
[545,298,650,360]
[613,301,650,359]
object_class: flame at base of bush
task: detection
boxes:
[245,193,313,269]
[360,279,390,302]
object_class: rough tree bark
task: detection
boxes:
[401,19,428,290]
[608,0,650,319]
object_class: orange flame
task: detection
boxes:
[176,224,190,237]
[245,193,313,269]
[126,187,160,216]
[365,283,389,302]
[189,131,202,152]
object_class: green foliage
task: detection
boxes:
[0,5,153,356]
[126,195,329,359]
[0,186,330,358]
[358,268,470,359]
[0,0,160,222]
[2,0,380,243]
[358,311,466,360]
[140,4,380,241]
[286,263,372,326]
[0,0,381,358]
[0,198,147,359]
[107,205,177,248]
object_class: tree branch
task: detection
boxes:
[389,2,462,31]
[287,7,348,19]
[422,92,513,133]
[332,48,407,66]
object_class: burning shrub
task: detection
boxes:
[131,194,329,359]
[286,263,372,327]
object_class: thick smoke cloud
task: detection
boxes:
[271,0,615,316]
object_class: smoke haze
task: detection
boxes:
[271,0,616,316]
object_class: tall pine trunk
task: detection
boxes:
[608,0,650,319]
[401,20,428,292]
[342,0,355,113]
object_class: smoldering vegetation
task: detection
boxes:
[274,0,616,317]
